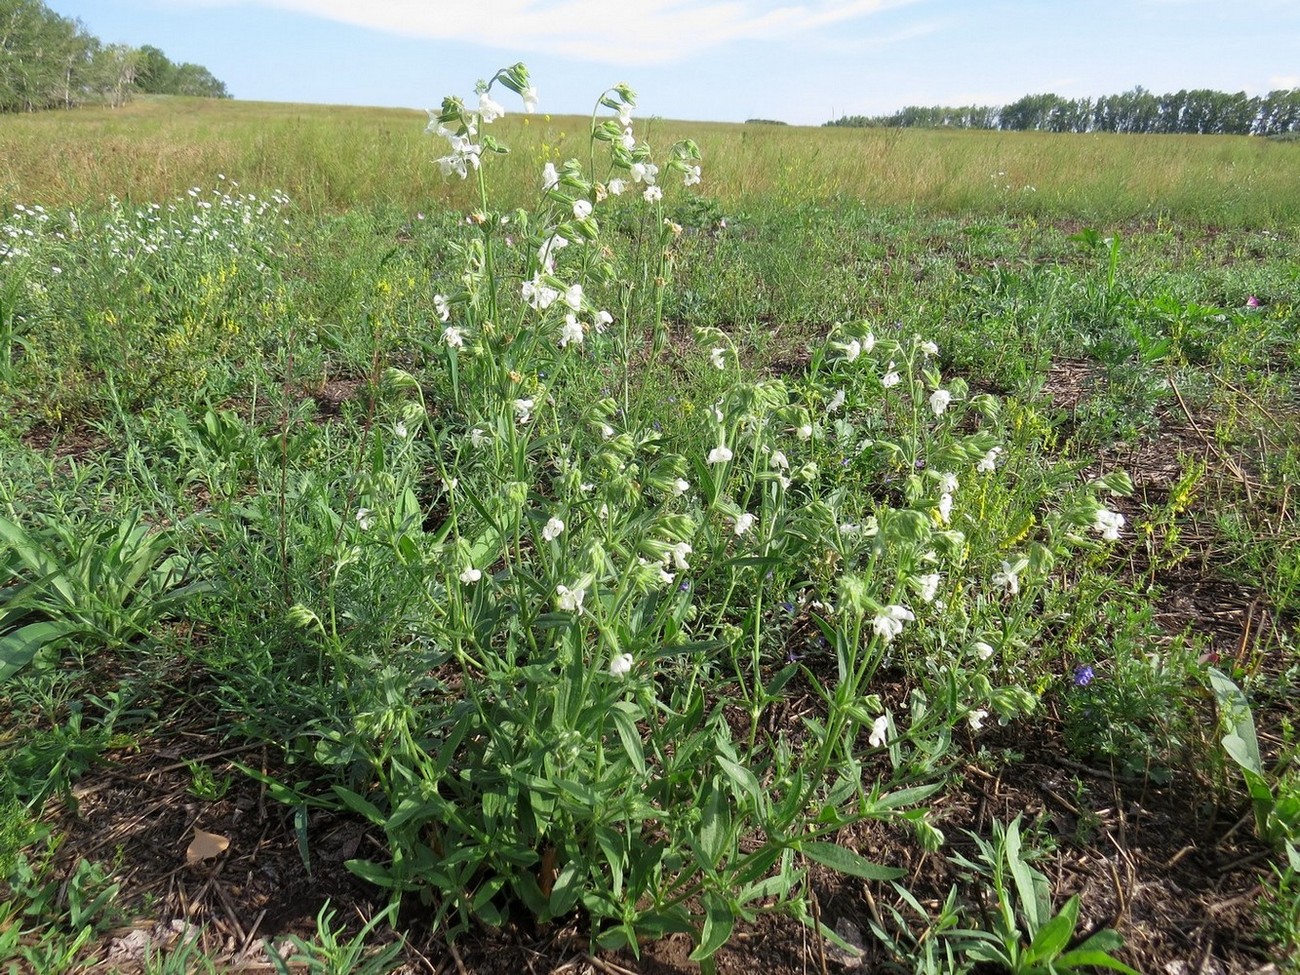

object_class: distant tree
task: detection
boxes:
[824,84,1300,137]
[0,0,229,112]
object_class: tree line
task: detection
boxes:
[825,86,1300,136]
[1,0,229,113]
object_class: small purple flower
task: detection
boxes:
[678,580,691,592]
[1073,664,1095,687]
[780,601,795,614]
[1245,295,1261,309]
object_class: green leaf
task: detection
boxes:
[1054,947,1140,974]
[0,619,77,682]
[716,755,763,811]
[696,780,729,868]
[343,858,399,889]
[608,702,646,777]
[1026,895,1078,962]
[331,786,387,825]
[688,893,734,962]
[800,842,904,881]
[1207,666,1262,774]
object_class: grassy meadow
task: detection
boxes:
[1,79,1299,975]
[4,94,1300,223]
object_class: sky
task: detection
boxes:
[44,0,1300,126]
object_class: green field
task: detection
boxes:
[4,93,1300,224]
[1,83,1298,974]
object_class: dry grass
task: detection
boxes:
[2,94,1299,225]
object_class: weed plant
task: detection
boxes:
[0,61,1296,974]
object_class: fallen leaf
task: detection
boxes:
[186,827,230,864]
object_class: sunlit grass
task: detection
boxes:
[2,95,1298,225]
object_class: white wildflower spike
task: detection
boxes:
[556,584,586,613]
[1093,508,1125,541]
[977,447,1003,473]
[992,560,1021,595]
[872,605,915,643]
[869,715,889,748]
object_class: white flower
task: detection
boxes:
[434,293,451,321]
[600,422,615,439]
[542,162,559,191]
[862,332,876,353]
[459,566,482,584]
[937,472,959,495]
[556,584,585,613]
[1094,508,1125,541]
[869,715,889,748]
[521,274,559,310]
[974,641,995,661]
[929,388,952,416]
[478,91,505,123]
[573,198,593,220]
[355,508,374,531]
[609,652,634,677]
[919,339,939,355]
[707,444,733,464]
[669,541,692,570]
[442,325,465,348]
[514,398,535,424]
[607,178,626,196]
[769,450,789,470]
[470,427,490,449]
[937,493,954,524]
[630,161,658,185]
[826,389,846,414]
[643,185,663,203]
[394,421,409,439]
[620,127,636,150]
[734,512,756,536]
[564,282,584,311]
[872,604,915,643]
[882,362,901,388]
[672,477,690,496]
[683,165,702,187]
[797,423,813,440]
[916,572,941,603]
[594,310,614,333]
[840,338,862,362]
[537,234,569,272]
[436,135,481,179]
[522,86,539,113]
[618,103,634,126]
[991,560,1021,595]
[542,516,565,542]
[968,708,988,732]
[977,446,1003,473]
[710,347,726,370]
[559,313,585,348]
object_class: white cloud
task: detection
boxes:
[1270,74,1300,90]
[184,0,918,65]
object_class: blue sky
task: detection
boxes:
[46,0,1300,125]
